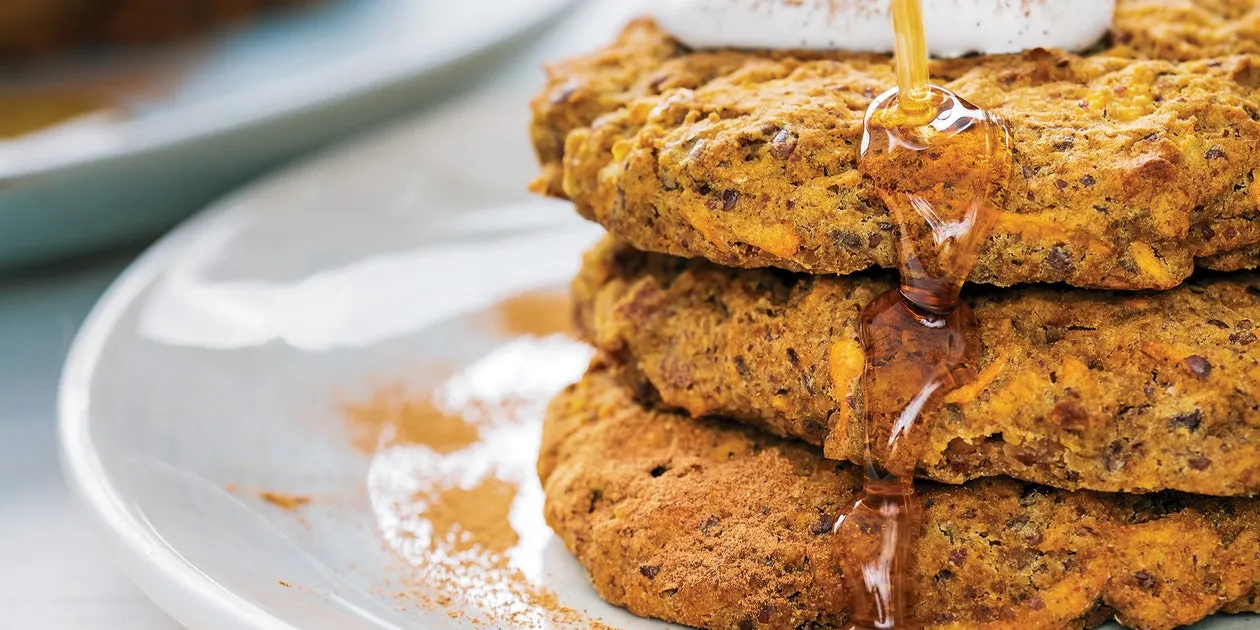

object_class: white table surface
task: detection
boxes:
[0,2,640,627]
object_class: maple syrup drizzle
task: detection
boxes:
[831,1,1012,628]
[890,0,930,115]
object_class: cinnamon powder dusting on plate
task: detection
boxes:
[476,289,574,338]
[257,490,311,510]
[348,296,600,627]
[420,476,519,556]
[345,389,479,454]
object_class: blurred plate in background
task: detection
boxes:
[0,0,575,270]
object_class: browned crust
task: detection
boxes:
[540,362,1260,630]
[1205,241,1260,272]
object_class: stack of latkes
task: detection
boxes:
[529,3,1260,629]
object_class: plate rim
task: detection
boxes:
[57,192,305,629]
[2,0,576,183]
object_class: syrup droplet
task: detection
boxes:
[862,86,1012,314]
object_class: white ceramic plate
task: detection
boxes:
[58,69,1256,630]
[0,0,573,269]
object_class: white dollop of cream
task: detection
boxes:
[652,0,1116,57]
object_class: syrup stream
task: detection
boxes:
[890,0,930,116]
[832,1,1012,628]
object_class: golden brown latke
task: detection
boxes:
[531,8,1260,290]
[573,238,1260,496]
[540,362,1260,630]
[533,0,1260,194]
[1112,0,1260,61]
